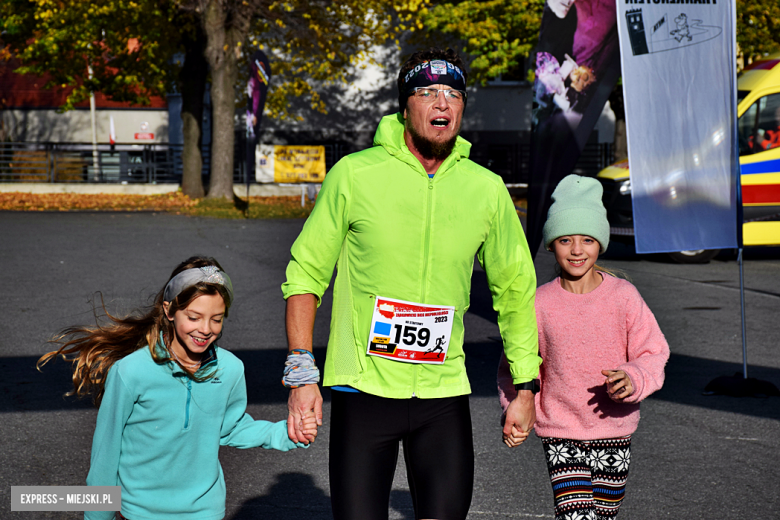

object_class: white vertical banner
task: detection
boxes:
[617,0,739,253]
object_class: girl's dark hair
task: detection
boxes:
[397,47,468,113]
[38,256,232,407]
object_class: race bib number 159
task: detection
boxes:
[366,296,455,365]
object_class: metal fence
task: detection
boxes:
[467,140,614,185]
[0,142,185,184]
[0,139,613,186]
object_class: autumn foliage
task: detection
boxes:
[0,192,315,218]
[0,192,197,212]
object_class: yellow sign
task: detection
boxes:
[256,145,326,183]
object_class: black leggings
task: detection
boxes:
[329,391,474,520]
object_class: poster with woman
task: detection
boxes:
[526,0,622,257]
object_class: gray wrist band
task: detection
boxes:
[282,349,320,389]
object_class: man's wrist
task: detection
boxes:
[514,379,540,394]
[290,382,317,388]
[283,350,320,388]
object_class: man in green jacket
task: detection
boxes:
[281,47,540,520]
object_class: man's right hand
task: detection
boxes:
[502,390,535,448]
[287,383,323,444]
[285,294,321,444]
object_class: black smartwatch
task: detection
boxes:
[514,379,540,394]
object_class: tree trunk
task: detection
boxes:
[179,23,208,199]
[202,0,239,200]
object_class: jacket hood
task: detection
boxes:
[372,113,472,162]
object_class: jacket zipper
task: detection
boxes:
[412,175,435,397]
[184,379,192,429]
[421,176,434,301]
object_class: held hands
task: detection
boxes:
[502,390,536,448]
[298,411,319,442]
[602,370,634,401]
[287,384,323,445]
[503,424,529,448]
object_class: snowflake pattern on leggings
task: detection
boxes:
[541,436,631,520]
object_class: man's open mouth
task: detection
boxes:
[431,118,450,128]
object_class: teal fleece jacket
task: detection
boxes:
[282,113,540,398]
[85,345,301,520]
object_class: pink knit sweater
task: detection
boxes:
[498,273,669,440]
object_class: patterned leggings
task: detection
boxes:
[540,436,632,520]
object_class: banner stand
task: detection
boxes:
[704,179,779,397]
[703,83,778,398]
[703,251,780,398]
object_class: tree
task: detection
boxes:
[3,0,430,200]
[182,0,429,199]
[416,0,544,84]
[0,0,210,198]
[177,17,209,199]
[736,0,780,66]
[1,0,176,110]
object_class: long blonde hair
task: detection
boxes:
[38,256,232,407]
[594,263,630,280]
[551,262,630,281]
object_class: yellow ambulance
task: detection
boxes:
[598,52,780,262]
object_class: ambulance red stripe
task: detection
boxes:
[742,184,780,205]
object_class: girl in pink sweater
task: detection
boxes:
[498,174,669,520]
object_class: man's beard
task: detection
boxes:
[406,121,459,161]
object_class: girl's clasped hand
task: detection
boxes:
[502,425,529,448]
[297,411,320,441]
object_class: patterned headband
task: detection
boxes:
[402,60,467,92]
[163,266,234,304]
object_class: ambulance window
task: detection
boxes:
[737,101,759,155]
[737,90,750,104]
[756,94,780,152]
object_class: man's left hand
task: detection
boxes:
[502,390,535,448]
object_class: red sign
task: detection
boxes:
[134,133,154,140]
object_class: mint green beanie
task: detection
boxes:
[542,174,610,252]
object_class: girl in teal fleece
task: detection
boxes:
[39,256,316,520]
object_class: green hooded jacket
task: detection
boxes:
[282,113,540,398]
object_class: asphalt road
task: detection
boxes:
[1,211,778,519]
